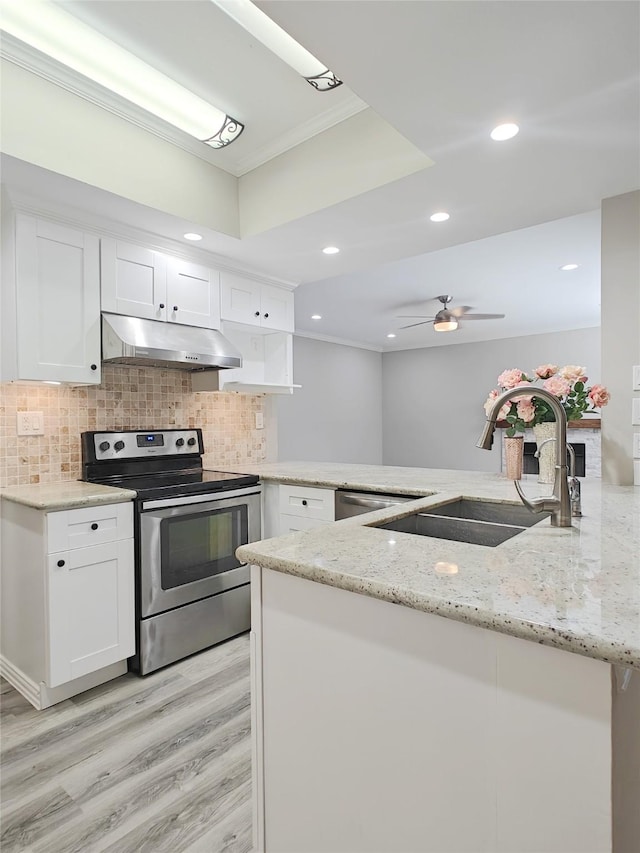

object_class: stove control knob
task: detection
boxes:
[187,437,197,447]
[176,438,185,447]
[99,441,110,452]
[114,440,125,452]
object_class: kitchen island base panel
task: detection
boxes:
[251,567,624,853]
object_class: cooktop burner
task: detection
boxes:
[93,469,259,500]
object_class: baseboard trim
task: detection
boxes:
[1,656,128,710]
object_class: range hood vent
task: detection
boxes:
[101,313,242,371]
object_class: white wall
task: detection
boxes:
[601,190,640,486]
[381,327,601,471]
[276,336,383,463]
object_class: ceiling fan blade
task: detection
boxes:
[398,320,432,329]
[449,305,473,317]
[460,313,505,320]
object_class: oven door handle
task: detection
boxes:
[141,486,261,511]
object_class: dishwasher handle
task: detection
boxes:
[340,495,405,509]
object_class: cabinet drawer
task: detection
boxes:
[278,485,335,521]
[47,503,133,553]
[279,514,332,535]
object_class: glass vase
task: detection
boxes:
[533,421,556,484]
[504,435,524,480]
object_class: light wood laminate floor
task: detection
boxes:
[0,635,252,853]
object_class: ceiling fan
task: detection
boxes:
[397,295,505,332]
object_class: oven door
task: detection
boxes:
[139,487,261,618]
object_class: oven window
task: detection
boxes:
[160,505,247,589]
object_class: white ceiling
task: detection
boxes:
[2,0,638,351]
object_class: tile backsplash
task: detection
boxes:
[0,366,266,487]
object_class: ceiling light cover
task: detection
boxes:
[184,233,203,241]
[2,0,244,147]
[211,0,342,90]
[322,246,340,255]
[560,263,579,271]
[433,310,459,332]
[490,123,520,141]
[430,212,450,222]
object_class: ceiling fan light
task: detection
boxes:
[433,319,458,332]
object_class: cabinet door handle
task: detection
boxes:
[173,306,179,312]
[90,364,97,371]
[159,303,165,309]
[301,499,308,506]
[264,312,269,318]
[254,311,260,317]
[57,559,65,567]
[91,523,99,530]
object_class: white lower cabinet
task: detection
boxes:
[0,499,135,709]
[262,483,335,538]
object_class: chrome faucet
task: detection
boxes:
[536,439,582,517]
[476,386,572,527]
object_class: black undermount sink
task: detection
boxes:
[372,499,549,548]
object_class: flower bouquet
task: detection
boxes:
[484,364,610,438]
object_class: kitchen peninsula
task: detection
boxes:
[238,463,640,853]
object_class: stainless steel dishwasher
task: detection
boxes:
[335,489,414,519]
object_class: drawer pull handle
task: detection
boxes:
[90,364,97,371]
[91,523,99,530]
[159,303,165,309]
[173,305,179,312]
[264,312,269,318]
[57,559,65,567]
[301,499,308,506]
[254,310,260,317]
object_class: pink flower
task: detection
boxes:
[543,375,572,398]
[516,399,536,423]
[588,384,610,408]
[483,389,510,419]
[559,365,586,382]
[497,368,526,389]
[534,364,558,379]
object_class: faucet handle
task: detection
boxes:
[514,480,560,515]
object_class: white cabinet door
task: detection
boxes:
[15,215,101,383]
[260,284,294,333]
[101,239,167,321]
[47,539,135,687]
[166,258,220,329]
[220,271,263,327]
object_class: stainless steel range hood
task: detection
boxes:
[101,313,242,371]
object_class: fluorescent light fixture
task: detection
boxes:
[311,314,322,320]
[430,212,450,222]
[322,246,340,255]
[184,233,203,241]
[2,0,244,147]
[211,0,342,90]
[560,263,579,271]
[490,122,519,141]
[387,333,397,338]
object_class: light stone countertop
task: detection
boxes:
[0,481,137,510]
[236,462,640,671]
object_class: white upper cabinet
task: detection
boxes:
[220,271,294,332]
[101,239,167,321]
[5,214,101,384]
[101,240,220,329]
[166,257,220,329]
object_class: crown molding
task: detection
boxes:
[234,96,368,176]
[4,186,299,290]
[294,330,383,353]
[1,35,368,179]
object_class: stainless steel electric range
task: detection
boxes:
[81,428,261,675]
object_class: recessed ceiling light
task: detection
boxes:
[560,263,579,271]
[184,232,203,241]
[311,314,322,320]
[430,212,450,222]
[322,246,340,255]
[490,123,519,141]
[387,333,396,338]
